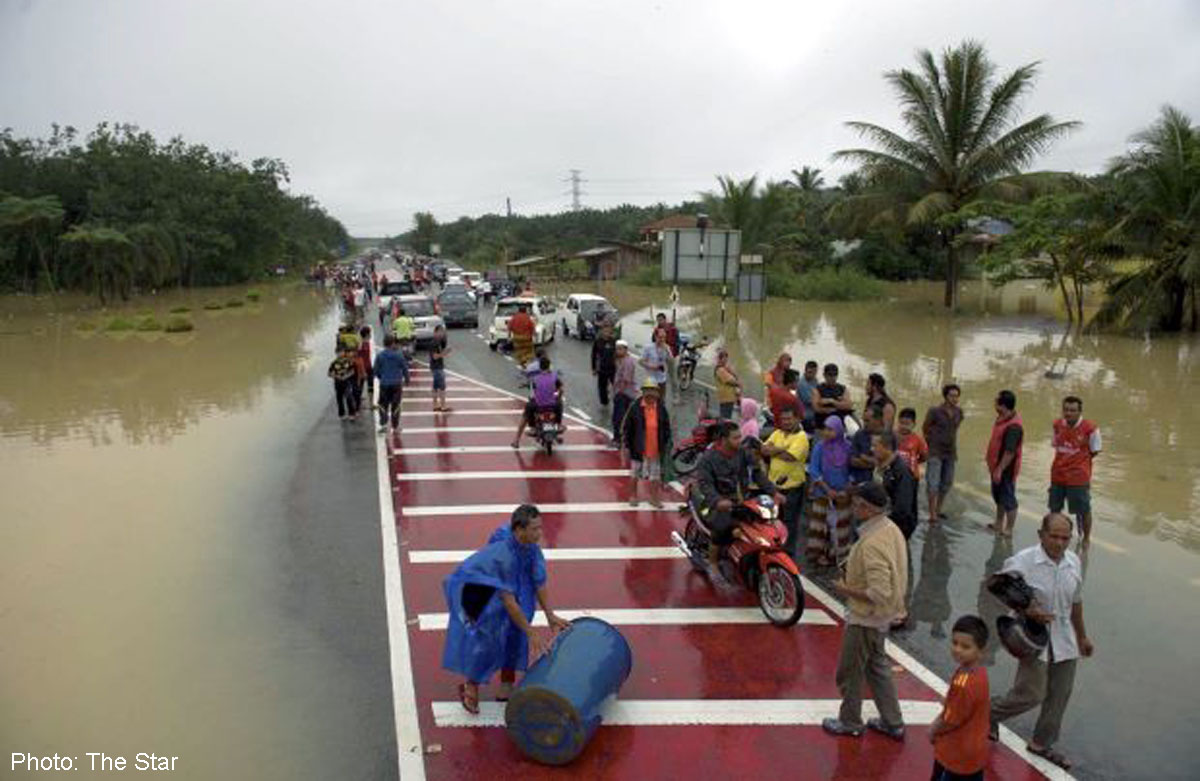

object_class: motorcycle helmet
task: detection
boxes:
[996,615,1049,660]
[987,572,1036,611]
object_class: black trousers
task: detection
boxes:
[780,484,807,557]
[378,384,402,427]
[334,378,358,417]
[612,393,632,444]
[597,368,616,405]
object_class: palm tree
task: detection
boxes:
[0,194,65,293]
[789,166,825,192]
[59,225,136,305]
[833,40,1079,307]
[703,175,789,251]
[1096,106,1200,332]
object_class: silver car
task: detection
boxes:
[394,294,446,345]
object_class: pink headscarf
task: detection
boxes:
[739,397,760,440]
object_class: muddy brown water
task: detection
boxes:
[2,278,1198,779]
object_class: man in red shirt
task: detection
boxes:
[1049,396,1101,546]
[768,368,806,426]
[507,304,536,366]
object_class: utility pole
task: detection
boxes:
[506,197,512,218]
[563,169,586,211]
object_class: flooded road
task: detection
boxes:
[0,286,396,779]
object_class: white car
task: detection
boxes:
[394,294,446,346]
[460,271,484,289]
[559,293,621,340]
[488,296,556,351]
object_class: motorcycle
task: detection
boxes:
[675,334,705,390]
[670,392,720,476]
[527,407,561,455]
[671,489,806,627]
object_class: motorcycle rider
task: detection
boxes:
[511,354,564,448]
[692,421,782,575]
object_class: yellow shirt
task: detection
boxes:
[715,366,739,404]
[766,427,809,490]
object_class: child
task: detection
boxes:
[430,325,452,412]
[328,347,360,421]
[929,615,990,781]
[897,407,929,481]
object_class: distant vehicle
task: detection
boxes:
[488,296,556,351]
[441,281,476,303]
[394,294,445,345]
[460,271,484,288]
[437,291,480,328]
[560,293,620,340]
[377,270,415,312]
[491,279,519,299]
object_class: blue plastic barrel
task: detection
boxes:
[503,617,633,765]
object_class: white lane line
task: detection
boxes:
[401,397,516,403]
[431,698,942,729]
[570,406,592,421]
[799,575,1076,781]
[395,469,628,481]
[374,428,426,778]
[403,502,677,517]
[398,411,523,418]
[409,546,685,563]
[418,606,835,630]
[393,444,613,455]
[397,426,519,434]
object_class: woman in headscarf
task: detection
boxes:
[442,504,570,714]
[714,348,742,420]
[763,352,793,388]
[739,396,761,441]
[805,416,854,567]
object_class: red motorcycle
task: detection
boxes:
[671,489,806,627]
[671,393,721,476]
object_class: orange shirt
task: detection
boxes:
[898,432,928,479]
[508,311,535,338]
[643,400,660,461]
[934,666,990,775]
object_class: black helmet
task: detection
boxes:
[996,615,1049,660]
[987,572,1036,612]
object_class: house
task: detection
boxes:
[569,241,654,281]
[638,215,715,242]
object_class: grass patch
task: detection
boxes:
[770,268,886,301]
[135,315,164,331]
[203,301,224,310]
[105,316,137,331]
[245,289,262,302]
[225,298,245,308]
[75,320,98,331]
[164,315,194,333]
[169,306,192,314]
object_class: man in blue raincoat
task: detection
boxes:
[443,504,570,713]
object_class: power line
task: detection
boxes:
[562,168,587,211]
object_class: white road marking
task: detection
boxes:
[570,406,592,421]
[401,397,514,403]
[402,502,678,517]
[398,411,523,418]
[431,698,942,729]
[374,429,426,778]
[392,444,612,455]
[409,546,685,563]
[417,606,835,631]
[395,468,628,481]
[397,426,520,434]
[799,575,1076,781]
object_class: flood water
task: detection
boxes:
[3,278,1198,779]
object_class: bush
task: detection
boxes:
[203,301,223,310]
[75,319,97,331]
[225,298,245,308]
[135,315,164,331]
[245,289,262,302]
[105,316,136,331]
[164,315,194,333]
[169,306,191,314]
[629,264,666,287]
[771,268,886,301]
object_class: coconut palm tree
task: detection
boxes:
[0,194,65,292]
[789,166,825,192]
[1096,106,1200,332]
[703,175,790,251]
[833,40,1079,307]
[59,225,136,304]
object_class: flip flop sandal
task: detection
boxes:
[1028,745,1071,770]
[458,683,480,715]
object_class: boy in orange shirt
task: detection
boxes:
[897,407,929,480]
[930,615,990,781]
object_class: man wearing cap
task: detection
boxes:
[621,379,673,508]
[989,513,1092,770]
[823,482,909,741]
[610,339,638,448]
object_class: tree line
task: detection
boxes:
[0,123,350,303]
[399,41,1198,333]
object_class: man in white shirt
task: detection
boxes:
[639,329,671,395]
[989,513,1094,771]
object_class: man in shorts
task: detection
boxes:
[986,390,1023,537]
[621,379,672,507]
[923,383,964,524]
[1049,396,1101,546]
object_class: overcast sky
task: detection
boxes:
[2,0,1198,236]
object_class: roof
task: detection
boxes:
[507,255,553,268]
[567,293,607,301]
[496,296,545,304]
[571,246,619,259]
[639,215,705,233]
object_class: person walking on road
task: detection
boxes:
[640,328,671,397]
[823,482,909,741]
[924,384,963,524]
[328,346,360,421]
[442,505,570,714]
[714,348,741,420]
[987,390,1023,537]
[622,379,673,508]
[762,406,809,558]
[356,326,374,407]
[610,340,638,449]
[429,325,451,412]
[508,304,536,367]
[373,335,410,432]
[591,321,618,407]
[989,513,1093,771]
[1049,396,1101,546]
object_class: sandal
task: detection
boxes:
[459,683,480,715]
[1027,745,1071,770]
